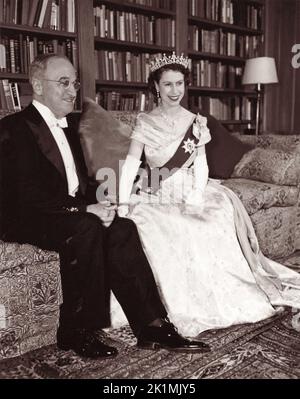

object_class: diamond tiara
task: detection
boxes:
[149,52,190,73]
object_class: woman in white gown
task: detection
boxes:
[112,53,300,337]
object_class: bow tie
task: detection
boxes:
[55,117,68,128]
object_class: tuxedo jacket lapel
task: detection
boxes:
[24,104,67,182]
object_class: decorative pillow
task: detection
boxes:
[78,98,134,195]
[237,133,300,152]
[191,108,254,178]
[232,147,300,186]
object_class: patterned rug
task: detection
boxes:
[0,252,300,380]
[0,309,299,379]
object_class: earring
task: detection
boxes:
[156,89,161,104]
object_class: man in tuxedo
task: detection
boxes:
[0,54,210,359]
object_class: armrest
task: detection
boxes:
[236,134,300,153]
[231,147,300,186]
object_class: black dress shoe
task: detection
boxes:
[137,320,211,353]
[57,327,118,359]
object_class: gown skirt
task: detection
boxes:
[109,170,300,337]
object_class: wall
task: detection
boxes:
[264,0,300,133]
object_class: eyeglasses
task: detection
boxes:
[42,77,81,91]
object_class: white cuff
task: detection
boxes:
[117,205,129,217]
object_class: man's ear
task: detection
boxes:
[31,78,43,96]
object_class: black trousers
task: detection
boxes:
[13,212,167,336]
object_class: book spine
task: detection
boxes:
[37,0,49,28]
[9,81,21,111]
[2,79,15,111]
[0,41,6,71]
[50,0,58,30]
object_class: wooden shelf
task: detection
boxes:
[94,37,174,53]
[188,16,263,35]
[0,73,29,80]
[188,50,246,64]
[0,23,77,38]
[246,0,265,5]
[96,80,148,89]
[188,86,256,95]
[221,120,253,125]
[95,0,176,17]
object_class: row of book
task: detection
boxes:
[191,60,243,89]
[96,90,155,112]
[0,35,77,73]
[95,49,246,89]
[0,79,32,111]
[0,0,76,32]
[188,27,261,58]
[95,50,163,83]
[188,0,262,30]
[94,6,175,47]
[125,0,174,10]
[190,94,255,121]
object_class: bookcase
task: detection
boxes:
[0,0,78,112]
[93,0,176,111]
[186,0,265,131]
[0,0,265,132]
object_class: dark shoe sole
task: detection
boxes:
[137,340,211,353]
[57,342,118,358]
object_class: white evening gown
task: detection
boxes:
[109,113,300,337]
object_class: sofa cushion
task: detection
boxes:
[236,134,300,152]
[296,195,300,249]
[191,111,253,179]
[232,148,300,186]
[0,240,59,273]
[223,178,299,215]
[78,99,135,197]
[110,110,138,130]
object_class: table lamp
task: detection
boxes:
[242,57,278,135]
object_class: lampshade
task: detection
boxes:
[242,57,278,85]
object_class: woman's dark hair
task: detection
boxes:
[148,63,190,104]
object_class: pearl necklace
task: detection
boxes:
[159,106,182,129]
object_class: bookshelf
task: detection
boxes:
[93,0,176,111]
[0,0,78,111]
[186,0,265,131]
[90,0,265,130]
[0,0,265,131]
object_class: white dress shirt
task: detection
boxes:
[32,100,79,197]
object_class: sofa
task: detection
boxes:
[1,108,300,360]
[223,134,300,258]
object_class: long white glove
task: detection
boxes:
[185,147,208,207]
[118,154,141,217]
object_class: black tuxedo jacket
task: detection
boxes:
[0,103,97,241]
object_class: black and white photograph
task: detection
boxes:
[0,0,299,386]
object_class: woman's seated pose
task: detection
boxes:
[113,53,300,337]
